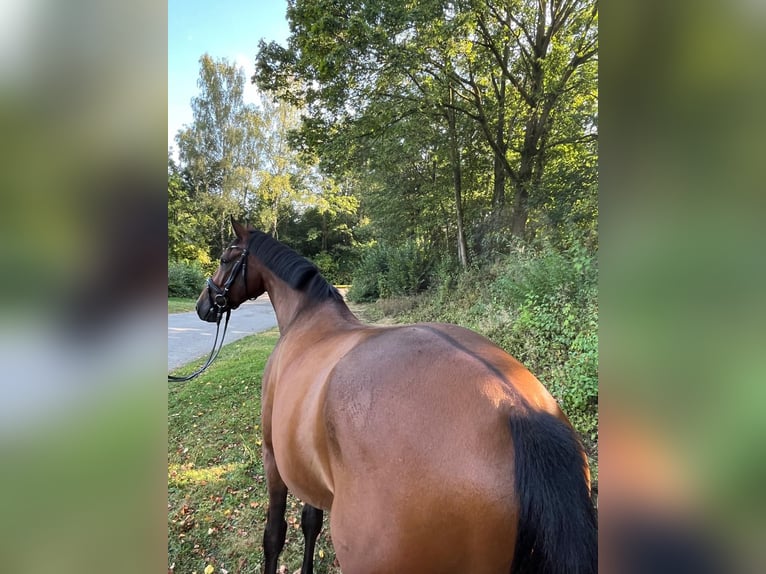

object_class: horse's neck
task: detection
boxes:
[264,279,308,333]
[263,275,354,334]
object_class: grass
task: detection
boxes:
[168,329,341,574]
[169,297,198,314]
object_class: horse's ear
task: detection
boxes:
[230,216,248,240]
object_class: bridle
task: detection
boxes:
[167,245,250,382]
[205,245,249,311]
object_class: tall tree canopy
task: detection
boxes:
[254,0,597,258]
[171,54,362,268]
[176,54,264,252]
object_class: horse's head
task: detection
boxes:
[196,217,266,322]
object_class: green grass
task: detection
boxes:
[169,297,198,313]
[168,329,341,574]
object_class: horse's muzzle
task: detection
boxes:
[196,291,220,323]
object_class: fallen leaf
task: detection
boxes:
[319,549,325,559]
[204,565,214,574]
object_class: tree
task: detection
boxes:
[254,0,477,264]
[167,155,214,265]
[251,97,308,237]
[176,54,263,252]
[463,0,598,237]
[254,0,597,247]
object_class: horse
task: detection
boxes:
[195,218,597,574]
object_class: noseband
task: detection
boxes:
[167,247,249,382]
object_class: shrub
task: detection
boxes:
[311,251,340,285]
[310,250,358,286]
[347,246,388,302]
[486,244,597,428]
[168,260,206,298]
[348,241,431,302]
[378,241,430,298]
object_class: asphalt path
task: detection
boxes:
[168,296,278,371]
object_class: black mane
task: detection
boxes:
[246,230,343,302]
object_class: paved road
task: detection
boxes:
[168,296,278,371]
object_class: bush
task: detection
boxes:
[347,241,431,302]
[347,246,387,302]
[488,243,598,441]
[168,260,206,298]
[310,250,358,286]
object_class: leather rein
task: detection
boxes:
[167,246,249,382]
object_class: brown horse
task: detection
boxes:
[196,219,597,574]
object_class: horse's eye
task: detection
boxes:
[220,258,229,265]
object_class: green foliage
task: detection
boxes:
[487,244,598,441]
[175,54,264,253]
[168,162,216,265]
[430,252,462,297]
[255,0,598,245]
[310,251,342,285]
[379,241,430,299]
[347,241,431,302]
[168,260,206,298]
[347,245,388,302]
[277,184,366,285]
[172,55,363,269]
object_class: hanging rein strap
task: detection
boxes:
[167,246,250,382]
[167,308,231,382]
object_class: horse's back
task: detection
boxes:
[322,322,561,572]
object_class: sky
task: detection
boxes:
[168,0,290,157]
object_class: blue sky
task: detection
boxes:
[168,0,290,156]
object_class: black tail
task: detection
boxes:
[510,409,597,574]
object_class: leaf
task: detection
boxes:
[204,566,215,574]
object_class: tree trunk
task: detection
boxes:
[510,185,529,238]
[492,47,509,213]
[454,164,469,268]
[511,103,544,239]
[446,87,469,268]
[492,145,507,213]
[321,212,328,251]
[219,214,228,253]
